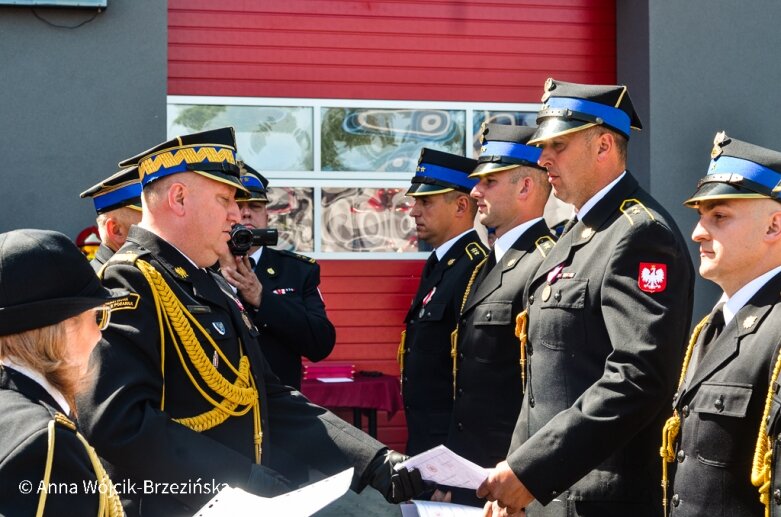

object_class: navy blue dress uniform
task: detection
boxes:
[0,229,125,516]
[661,134,781,516]
[239,167,336,390]
[80,166,142,272]
[445,126,554,495]
[506,81,695,516]
[75,129,419,517]
[398,148,486,456]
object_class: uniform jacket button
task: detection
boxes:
[485,312,492,321]
[458,352,464,360]
[528,295,534,305]
[457,422,464,431]
[457,388,464,397]
[529,395,535,408]
[554,291,561,301]
[714,396,724,412]
[671,494,680,507]
[676,449,685,463]
[774,488,781,505]
[402,375,408,382]
[681,405,689,417]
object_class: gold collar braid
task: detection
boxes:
[751,343,781,516]
[450,257,487,399]
[36,413,124,517]
[136,260,263,463]
[659,314,709,516]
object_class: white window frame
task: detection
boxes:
[168,96,540,260]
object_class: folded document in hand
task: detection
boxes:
[395,445,488,490]
[193,467,353,517]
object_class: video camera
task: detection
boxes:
[227,224,279,256]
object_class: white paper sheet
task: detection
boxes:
[193,467,353,516]
[400,500,484,517]
[316,377,354,383]
[396,445,488,490]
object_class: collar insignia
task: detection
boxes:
[266,267,276,275]
[212,321,226,335]
[743,315,758,329]
[581,227,594,239]
[507,258,517,267]
[174,266,188,279]
[447,258,455,266]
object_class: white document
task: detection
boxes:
[193,467,353,517]
[400,500,484,517]
[316,377,354,383]
[396,445,488,490]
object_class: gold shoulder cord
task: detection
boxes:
[135,260,263,463]
[397,330,406,393]
[36,414,123,517]
[450,257,487,399]
[658,314,709,516]
[751,344,781,516]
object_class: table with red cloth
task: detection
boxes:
[300,374,402,438]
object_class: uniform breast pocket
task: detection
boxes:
[691,382,753,467]
[191,312,240,365]
[418,302,446,323]
[537,278,587,351]
[473,302,514,363]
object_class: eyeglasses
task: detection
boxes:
[94,305,112,331]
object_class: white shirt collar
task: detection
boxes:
[576,171,627,220]
[249,246,264,265]
[1,357,71,415]
[718,265,781,326]
[434,229,473,261]
[494,217,545,263]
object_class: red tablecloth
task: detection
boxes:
[301,374,402,418]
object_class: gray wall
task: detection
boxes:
[617,0,781,320]
[0,0,166,238]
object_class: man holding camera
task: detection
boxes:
[76,127,422,517]
[220,164,335,390]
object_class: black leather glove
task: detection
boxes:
[367,450,425,504]
[246,464,292,497]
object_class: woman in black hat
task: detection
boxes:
[0,229,125,516]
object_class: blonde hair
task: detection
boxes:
[0,321,81,411]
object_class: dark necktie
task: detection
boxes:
[421,253,438,280]
[248,256,257,269]
[697,302,726,363]
[561,216,578,236]
[483,249,498,276]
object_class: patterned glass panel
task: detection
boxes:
[167,104,313,171]
[267,187,314,252]
[321,108,465,172]
[321,187,418,252]
[471,110,537,158]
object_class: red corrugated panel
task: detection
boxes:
[169,0,616,102]
[317,260,416,451]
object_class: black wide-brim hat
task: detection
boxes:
[0,229,126,336]
[684,131,781,207]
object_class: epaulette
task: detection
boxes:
[98,250,143,279]
[465,241,487,261]
[620,198,656,225]
[535,236,556,257]
[280,249,316,264]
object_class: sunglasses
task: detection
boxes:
[94,305,112,331]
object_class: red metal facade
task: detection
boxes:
[168,0,616,452]
[169,0,616,103]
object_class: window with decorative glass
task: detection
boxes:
[167,98,539,259]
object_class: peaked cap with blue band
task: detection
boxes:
[684,131,781,207]
[118,127,248,197]
[238,161,270,203]
[407,148,478,197]
[79,166,142,215]
[529,78,643,145]
[471,123,546,177]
